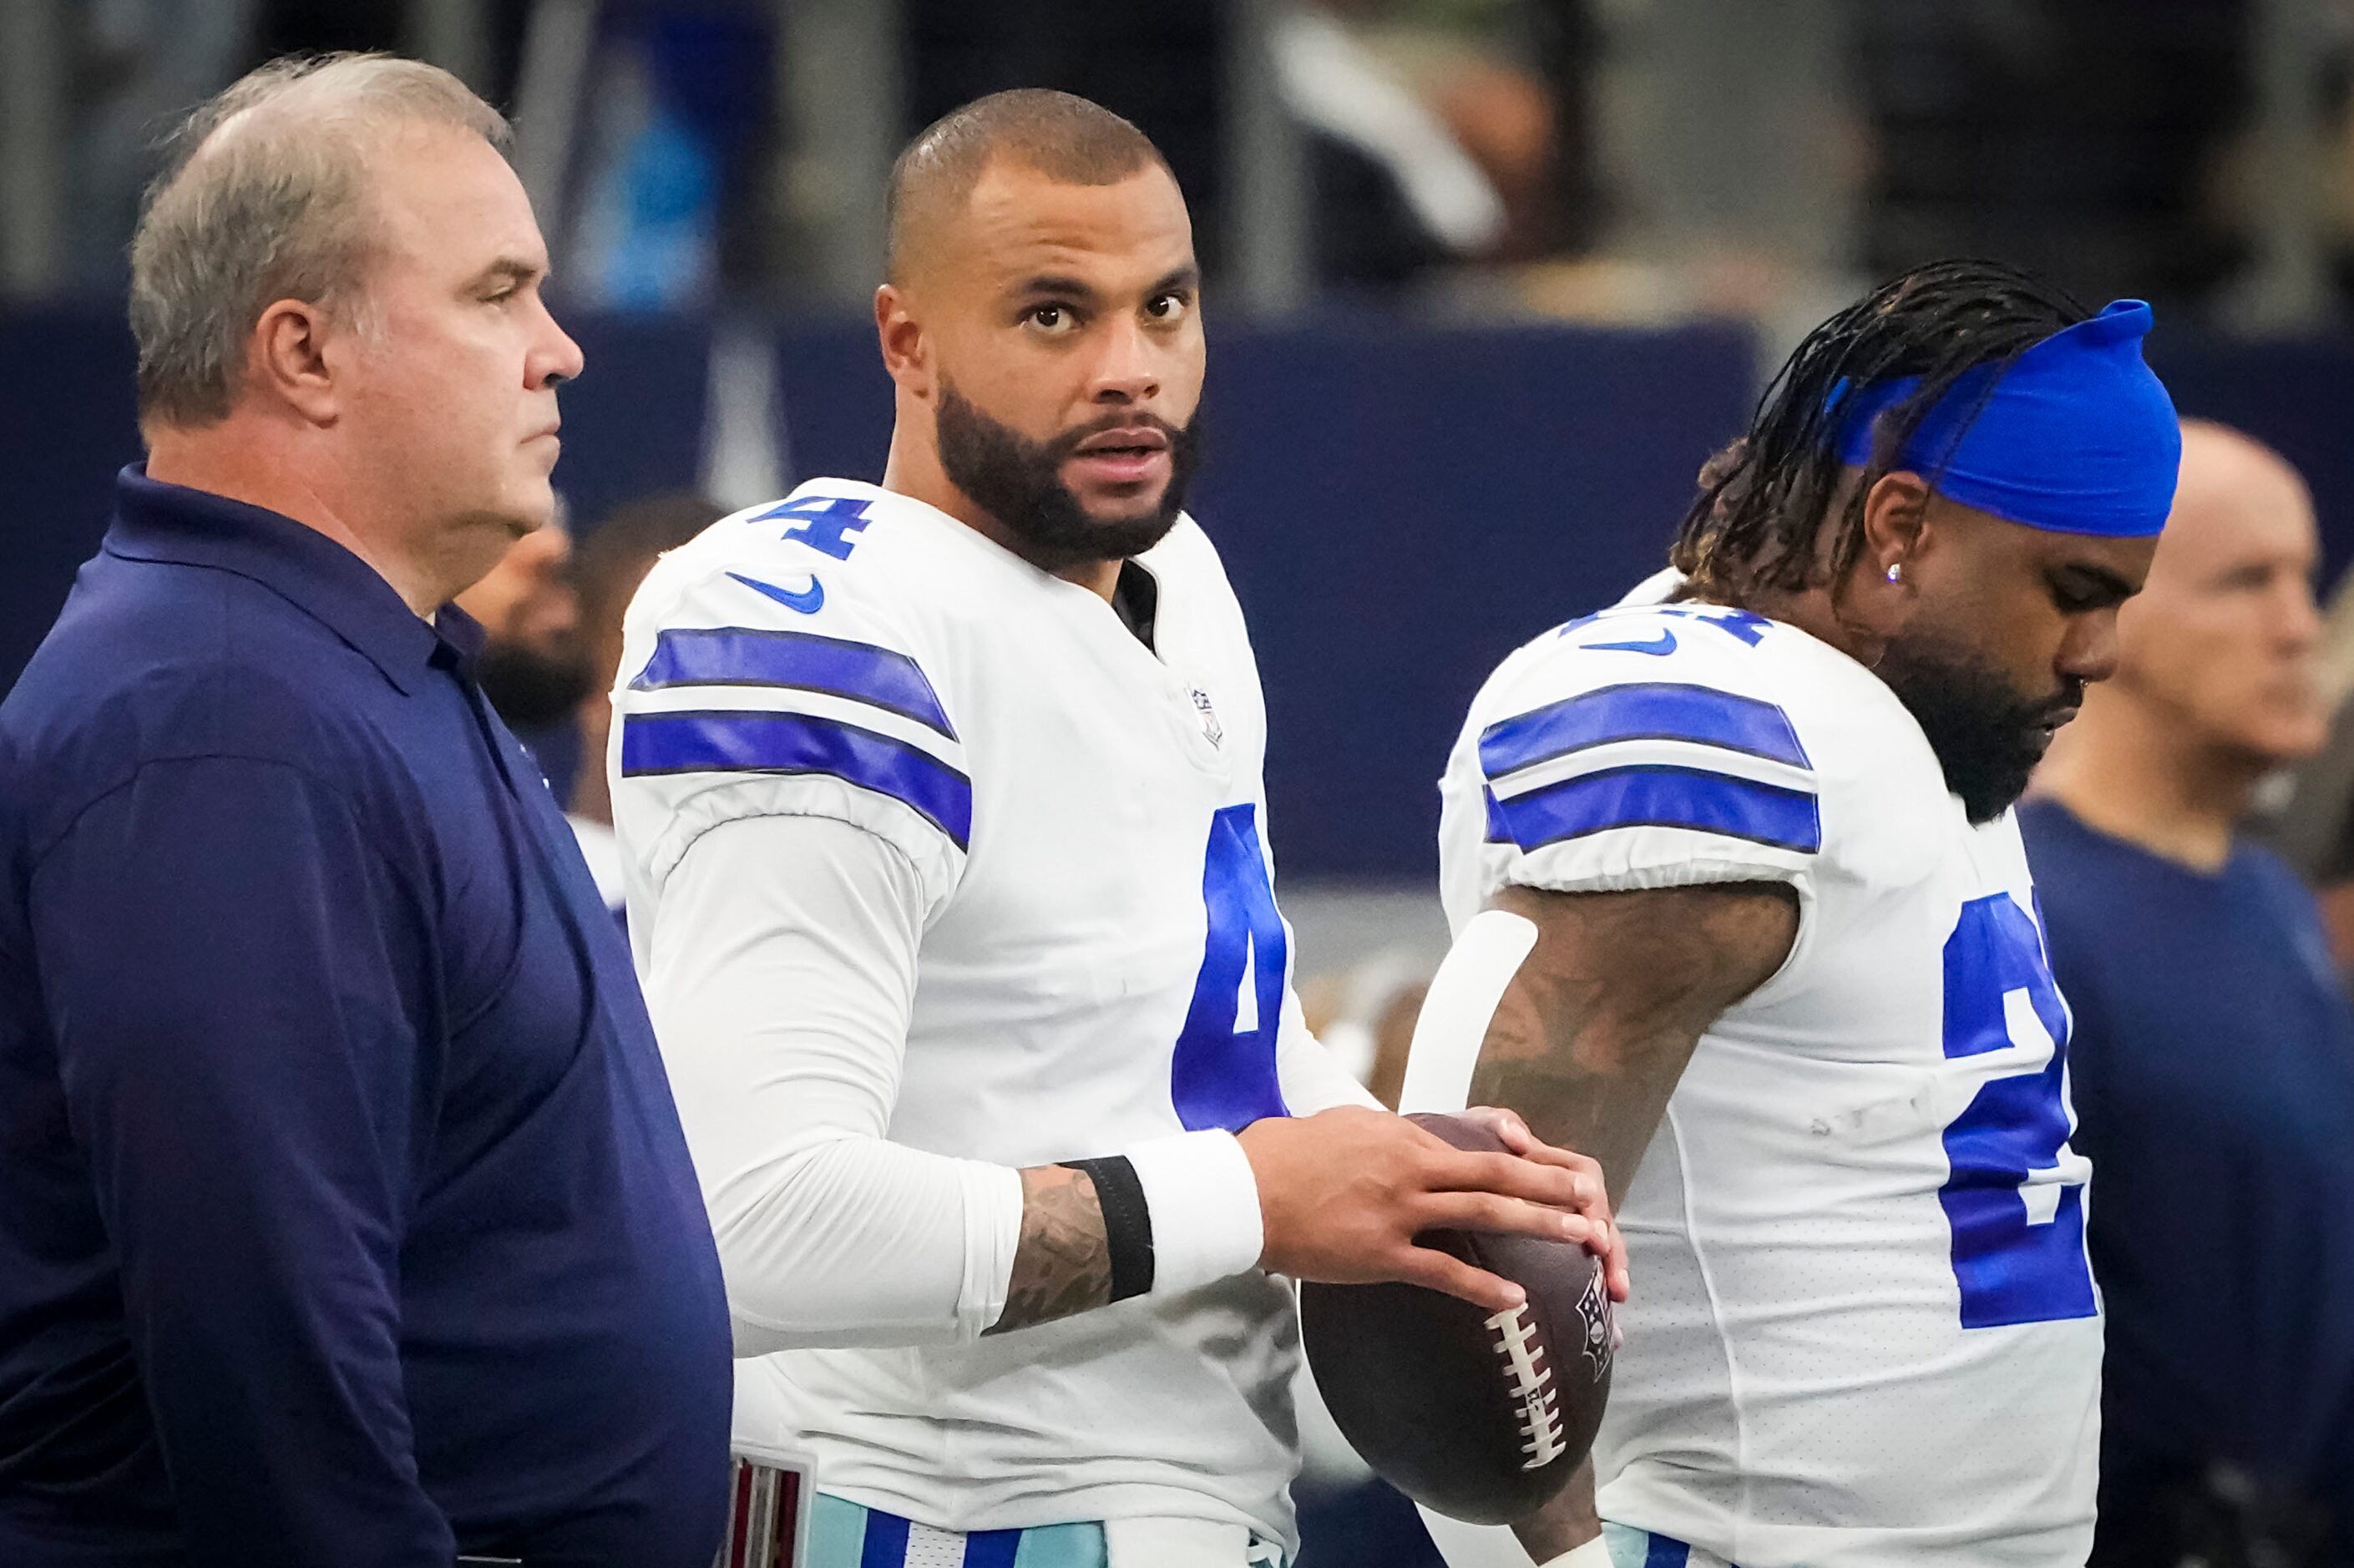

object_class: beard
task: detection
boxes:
[1876,627,2083,825]
[473,639,594,731]
[935,382,1202,570]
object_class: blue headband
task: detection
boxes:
[1830,298,2181,538]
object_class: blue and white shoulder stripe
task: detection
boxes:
[1473,620,1823,883]
[622,624,969,848]
[612,545,973,888]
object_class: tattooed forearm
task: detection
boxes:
[985,1163,1114,1335]
[1468,881,1799,1201]
[1511,1458,1601,1558]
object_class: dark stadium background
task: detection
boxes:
[8,309,2354,880]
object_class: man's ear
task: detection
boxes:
[875,284,934,402]
[1860,468,1933,576]
[1830,468,1933,648]
[251,297,342,426]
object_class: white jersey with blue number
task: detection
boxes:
[1436,595,2102,1568]
[610,480,1316,1542]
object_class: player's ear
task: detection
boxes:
[875,283,934,402]
[1835,468,1931,648]
[1859,469,1932,586]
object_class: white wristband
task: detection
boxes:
[1122,1128,1264,1297]
[1541,1538,1612,1568]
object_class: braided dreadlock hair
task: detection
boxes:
[1670,260,2090,604]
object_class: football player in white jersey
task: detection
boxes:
[608,91,1623,1568]
[1424,261,2184,1568]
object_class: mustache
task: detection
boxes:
[1045,408,1191,458]
[2032,680,2086,725]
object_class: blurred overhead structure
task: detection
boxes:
[1855,0,2260,318]
[2231,0,2331,330]
[1227,0,1313,314]
[0,0,64,300]
[512,0,600,257]
[1603,0,1858,290]
[777,0,902,309]
[0,0,2341,336]
[413,0,494,93]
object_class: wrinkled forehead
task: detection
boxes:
[935,157,1194,293]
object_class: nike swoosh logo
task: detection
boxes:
[729,570,824,615]
[1584,629,1677,656]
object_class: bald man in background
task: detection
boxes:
[2026,420,2354,1566]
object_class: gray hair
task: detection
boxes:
[129,53,511,429]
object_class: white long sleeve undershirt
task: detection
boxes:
[643,813,1374,1357]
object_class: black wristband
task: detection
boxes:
[1060,1155,1156,1302]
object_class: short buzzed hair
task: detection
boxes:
[129,53,509,429]
[885,89,1169,282]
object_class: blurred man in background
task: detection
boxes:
[458,490,718,908]
[564,490,720,910]
[2027,420,2354,1567]
[0,55,730,1566]
[455,502,594,748]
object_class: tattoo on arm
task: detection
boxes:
[1511,1457,1601,1557]
[984,1163,1113,1335]
[1469,881,1799,1201]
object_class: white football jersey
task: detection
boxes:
[610,479,1325,1543]
[1437,596,2102,1568]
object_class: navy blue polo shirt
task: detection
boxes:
[0,470,733,1566]
[2022,799,2354,1560]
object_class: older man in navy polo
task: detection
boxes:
[0,56,730,1567]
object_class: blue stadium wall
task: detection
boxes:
[7,309,2351,878]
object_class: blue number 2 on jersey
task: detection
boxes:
[1938,893,2098,1328]
[1171,805,1291,1132]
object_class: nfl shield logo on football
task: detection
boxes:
[1190,687,1223,748]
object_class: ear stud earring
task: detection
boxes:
[1886,564,1903,583]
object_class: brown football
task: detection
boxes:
[1298,1111,1615,1524]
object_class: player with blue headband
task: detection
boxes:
[1673,259,2181,819]
[1406,260,2184,1568]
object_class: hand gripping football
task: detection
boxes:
[1299,1111,1615,1524]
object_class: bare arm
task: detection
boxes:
[1462,879,1795,1555]
[982,1103,1629,1336]
[1470,881,1799,1203]
[1511,1459,1602,1559]
[984,1164,1114,1334]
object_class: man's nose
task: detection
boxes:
[2276,574,2323,656]
[1086,314,1162,404]
[2059,609,2122,685]
[534,301,585,389]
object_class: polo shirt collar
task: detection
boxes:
[107,465,483,695]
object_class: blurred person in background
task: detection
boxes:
[455,499,595,787]
[0,54,730,1567]
[564,490,721,912]
[2245,564,2354,979]
[2026,420,2354,1567]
